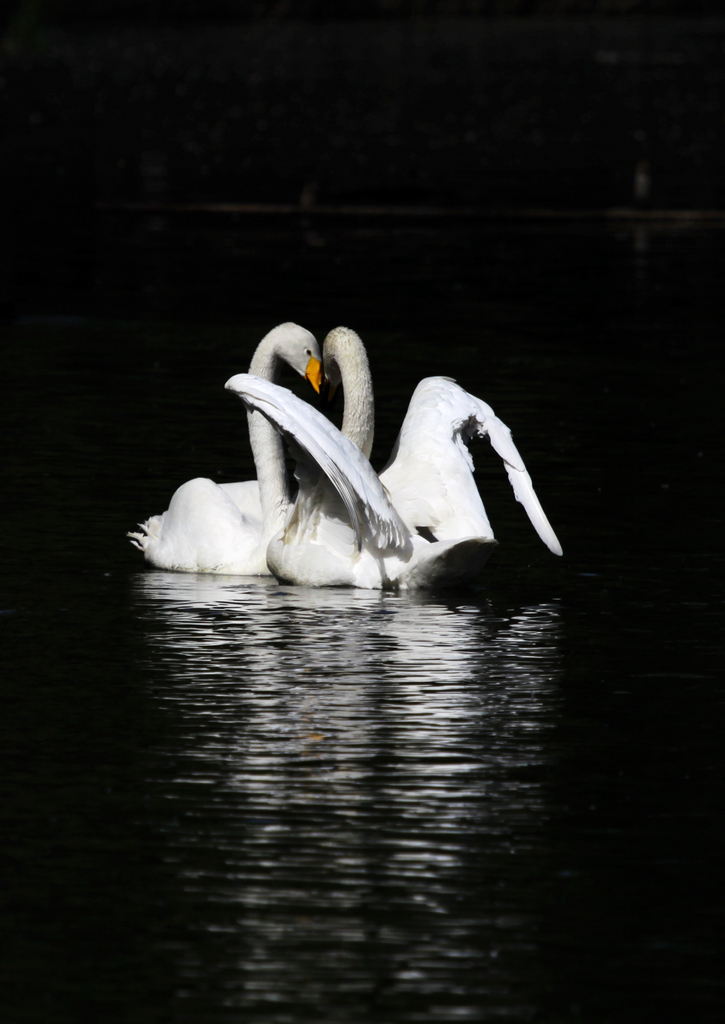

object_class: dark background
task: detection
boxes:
[4,0,725,322]
[3,6,725,1023]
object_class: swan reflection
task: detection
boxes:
[133,571,561,786]
[132,572,562,1018]
[134,570,560,677]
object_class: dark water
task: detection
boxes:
[2,218,723,1022]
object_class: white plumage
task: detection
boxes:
[225,372,499,589]
[321,327,560,558]
[379,376,563,556]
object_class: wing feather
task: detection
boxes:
[225,374,408,551]
[470,394,563,556]
[382,377,562,556]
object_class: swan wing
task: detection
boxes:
[469,393,563,556]
[381,377,562,556]
[218,479,262,516]
[380,376,493,540]
[225,374,409,552]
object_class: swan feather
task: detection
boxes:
[225,373,408,552]
[380,376,562,556]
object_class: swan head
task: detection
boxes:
[253,322,323,392]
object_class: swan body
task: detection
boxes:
[128,322,322,574]
[225,373,498,589]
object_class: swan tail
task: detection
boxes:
[403,536,498,589]
[127,514,164,552]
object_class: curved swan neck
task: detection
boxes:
[247,326,293,533]
[324,327,375,460]
[247,408,289,538]
[249,334,284,382]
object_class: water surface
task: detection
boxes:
[1,219,723,1022]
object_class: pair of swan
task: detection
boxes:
[130,322,561,588]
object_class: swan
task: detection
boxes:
[224,370,559,590]
[128,322,323,574]
[323,326,562,555]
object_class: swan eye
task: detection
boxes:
[305,348,311,356]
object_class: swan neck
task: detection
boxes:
[337,343,375,460]
[249,337,283,383]
[248,409,289,539]
[247,332,290,536]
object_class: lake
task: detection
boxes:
[1,214,723,1022]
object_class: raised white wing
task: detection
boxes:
[379,376,493,540]
[467,390,563,557]
[381,377,562,556]
[225,374,409,552]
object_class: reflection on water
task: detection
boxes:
[131,572,562,1020]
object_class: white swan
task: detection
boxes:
[128,322,323,574]
[323,326,562,554]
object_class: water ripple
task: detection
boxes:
[127,572,562,1020]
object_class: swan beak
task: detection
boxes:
[305,356,324,393]
[321,379,339,404]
